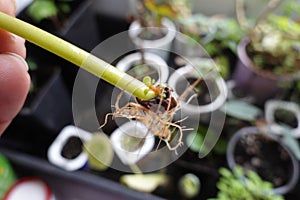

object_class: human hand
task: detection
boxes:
[0,0,30,135]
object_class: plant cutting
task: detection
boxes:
[101,76,185,152]
[0,11,209,155]
[0,11,156,100]
[233,0,300,105]
[210,167,284,200]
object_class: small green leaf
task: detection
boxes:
[142,76,153,87]
[186,131,203,153]
[222,100,262,121]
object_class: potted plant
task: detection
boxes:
[128,0,182,60]
[232,0,300,105]
[226,126,299,195]
[175,13,243,80]
[210,167,284,200]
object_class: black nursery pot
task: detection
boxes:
[232,38,295,106]
[226,126,299,195]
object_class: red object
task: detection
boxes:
[3,177,53,200]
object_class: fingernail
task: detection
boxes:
[3,52,29,71]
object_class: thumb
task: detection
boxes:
[0,53,30,135]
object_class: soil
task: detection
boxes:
[233,133,293,187]
[61,136,83,159]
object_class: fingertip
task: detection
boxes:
[0,0,17,16]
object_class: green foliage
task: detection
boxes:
[186,125,227,155]
[137,0,190,27]
[27,1,58,22]
[222,100,263,122]
[249,14,300,75]
[143,76,154,87]
[27,0,75,23]
[121,173,170,192]
[210,167,284,200]
[178,173,201,199]
[238,0,300,75]
[83,133,114,171]
[204,17,244,56]
[178,14,244,56]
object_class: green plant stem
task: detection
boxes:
[254,0,284,27]
[235,0,248,30]
[0,12,156,100]
[129,164,142,174]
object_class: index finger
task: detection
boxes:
[0,0,26,58]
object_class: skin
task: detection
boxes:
[0,0,30,135]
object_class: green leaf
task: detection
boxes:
[27,1,58,22]
[120,173,170,193]
[83,133,114,171]
[282,132,300,160]
[143,76,153,87]
[186,131,203,153]
[178,173,201,199]
[222,100,262,121]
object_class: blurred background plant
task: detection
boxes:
[27,0,75,30]
[210,167,284,200]
[134,0,191,27]
[236,0,300,76]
